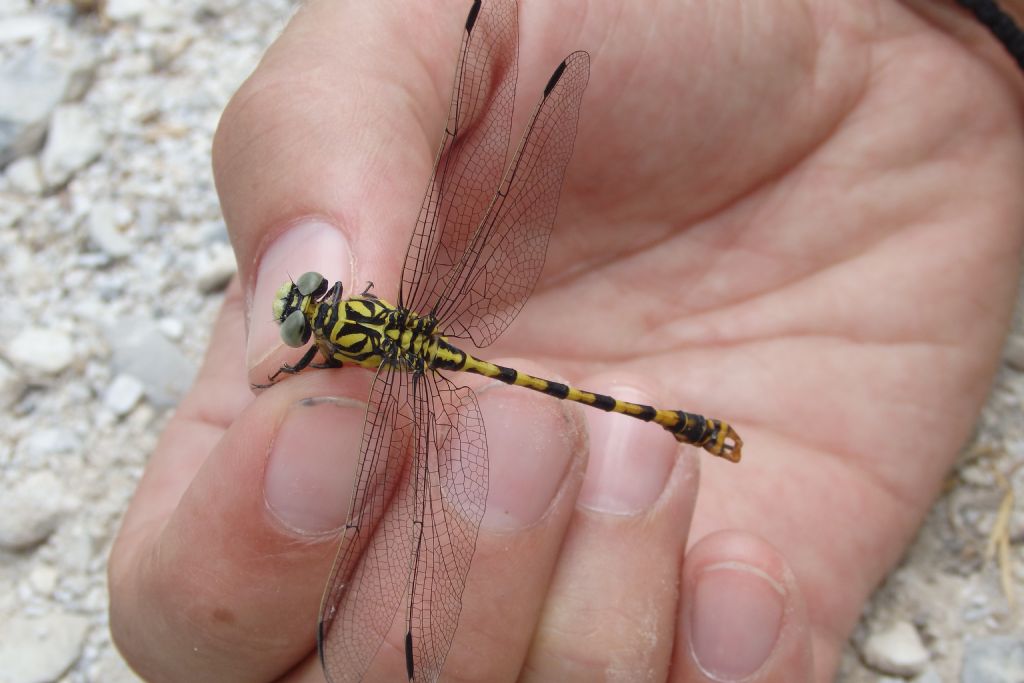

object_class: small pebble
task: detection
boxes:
[87,201,135,258]
[861,620,930,677]
[0,471,66,550]
[0,50,71,166]
[89,648,146,683]
[0,614,90,683]
[158,317,184,340]
[1005,335,1024,372]
[962,637,1024,683]
[103,0,151,22]
[17,428,79,460]
[40,104,104,189]
[6,327,75,375]
[28,564,59,594]
[0,358,24,409]
[108,318,195,406]
[195,246,237,293]
[5,155,43,195]
[104,373,144,416]
[0,16,54,45]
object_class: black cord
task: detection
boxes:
[956,0,1024,73]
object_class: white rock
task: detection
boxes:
[0,470,66,550]
[862,620,930,677]
[1005,334,1024,372]
[0,358,23,409]
[962,636,1024,683]
[17,428,79,460]
[104,0,153,22]
[5,155,43,195]
[158,317,184,340]
[40,104,104,189]
[89,648,146,683]
[141,5,181,31]
[57,532,96,573]
[104,373,144,416]
[0,16,55,45]
[108,318,195,406]
[0,51,70,166]
[196,246,238,293]
[6,327,75,374]
[87,201,134,258]
[0,195,28,230]
[28,564,59,594]
[0,613,90,683]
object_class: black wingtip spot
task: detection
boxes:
[544,59,568,97]
[466,0,482,31]
[317,620,328,669]
[405,630,415,680]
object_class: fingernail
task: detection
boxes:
[247,219,353,368]
[578,386,676,514]
[264,397,364,535]
[479,385,579,531]
[691,562,785,681]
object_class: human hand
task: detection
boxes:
[109,1,1024,681]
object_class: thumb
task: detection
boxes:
[109,283,366,682]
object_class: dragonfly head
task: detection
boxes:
[273,271,329,347]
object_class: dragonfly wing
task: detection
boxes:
[399,0,518,315]
[434,50,590,347]
[318,363,418,683]
[405,374,487,682]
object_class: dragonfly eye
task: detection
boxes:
[280,310,311,347]
[296,271,328,298]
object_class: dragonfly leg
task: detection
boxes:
[325,281,344,305]
[360,281,377,298]
[252,345,320,389]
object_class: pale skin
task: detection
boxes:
[109,1,1024,682]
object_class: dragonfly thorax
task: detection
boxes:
[273,273,450,372]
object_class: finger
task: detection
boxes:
[210,0,469,379]
[438,361,589,680]
[110,284,370,682]
[281,360,589,682]
[521,381,700,681]
[675,531,814,683]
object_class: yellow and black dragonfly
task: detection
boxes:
[264,0,742,680]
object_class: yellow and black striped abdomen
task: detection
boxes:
[434,347,741,461]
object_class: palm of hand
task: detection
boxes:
[492,1,1022,675]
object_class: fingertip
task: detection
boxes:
[245,218,352,381]
[475,368,586,532]
[578,382,690,516]
[679,530,814,683]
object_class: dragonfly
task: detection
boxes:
[263,0,742,680]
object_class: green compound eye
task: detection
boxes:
[280,310,311,347]
[296,271,327,298]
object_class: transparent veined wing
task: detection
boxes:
[432,50,590,347]
[318,364,417,682]
[317,367,488,682]
[399,0,518,317]
[404,375,487,681]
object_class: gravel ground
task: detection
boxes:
[0,2,1021,682]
